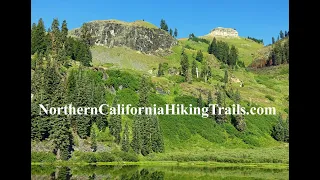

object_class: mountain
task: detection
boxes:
[31,18,289,166]
[69,20,177,55]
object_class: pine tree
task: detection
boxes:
[141,115,152,156]
[90,126,97,152]
[169,28,173,36]
[51,18,61,56]
[207,91,213,117]
[157,63,164,77]
[150,115,164,153]
[109,96,122,144]
[61,20,68,45]
[284,30,288,37]
[280,30,284,39]
[224,69,228,84]
[195,50,203,62]
[191,60,197,78]
[121,122,130,152]
[50,82,73,160]
[228,45,238,67]
[131,115,142,154]
[174,28,178,38]
[201,60,209,82]
[272,37,275,44]
[180,51,189,81]
[33,18,47,54]
[215,90,227,124]
[160,19,168,31]
[75,69,92,138]
[277,35,280,41]
[31,23,37,54]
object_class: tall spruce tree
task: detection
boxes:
[169,28,173,36]
[90,126,97,152]
[272,37,275,44]
[121,122,130,152]
[191,60,197,78]
[61,20,68,45]
[32,18,47,54]
[197,93,203,108]
[180,51,189,81]
[174,28,178,38]
[50,82,73,160]
[150,115,164,153]
[224,69,228,84]
[280,30,284,39]
[109,96,122,144]
[195,50,203,62]
[215,90,227,124]
[51,18,61,56]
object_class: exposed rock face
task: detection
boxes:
[207,27,239,38]
[69,20,177,55]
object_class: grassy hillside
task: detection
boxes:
[78,34,289,163]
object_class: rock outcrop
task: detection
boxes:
[69,20,177,55]
[206,27,239,38]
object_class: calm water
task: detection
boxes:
[31,165,288,180]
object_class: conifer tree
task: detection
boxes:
[224,69,228,84]
[207,90,213,117]
[169,28,173,36]
[121,122,130,152]
[280,30,284,39]
[272,37,275,44]
[32,18,47,54]
[196,50,203,62]
[191,60,197,78]
[131,115,142,154]
[109,96,122,144]
[151,115,164,153]
[51,18,61,55]
[61,20,68,45]
[174,28,178,38]
[157,63,164,77]
[90,126,97,152]
[180,51,189,81]
[50,82,73,160]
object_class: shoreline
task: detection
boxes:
[31,161,289,169]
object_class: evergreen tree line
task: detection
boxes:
[196,82,246,132]
[267,39,289,66]
[32,56,164,158]
[31,18,92,67]
[177,49,212,83]
[188,33,210,44]
[208,38,239,67]
[271,30,289,44]
[130,76,164,155]
[160,19,178,38]
[247,36,263,44]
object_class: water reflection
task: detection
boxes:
[31,164,288,180]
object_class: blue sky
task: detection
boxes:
[31,0,288,45]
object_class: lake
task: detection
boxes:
[31,164,288,179]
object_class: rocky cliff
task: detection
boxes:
[69,20,177,55]
[206,27,239,38]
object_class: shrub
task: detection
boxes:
[31,152,56,163]
[113,151,139,162]
[96,152,116,162]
